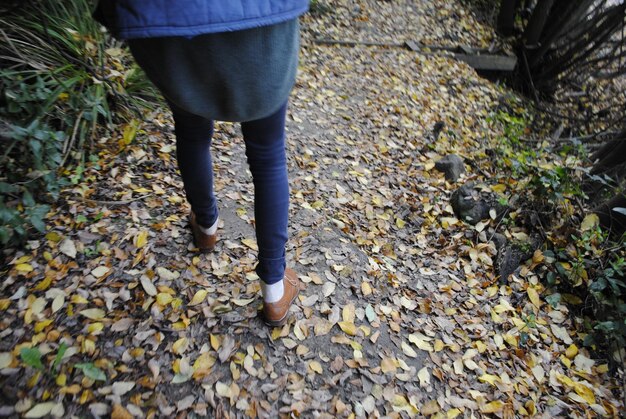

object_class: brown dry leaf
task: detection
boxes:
[111,404,133,419]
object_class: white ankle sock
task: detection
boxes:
[261,280,284,303]
[199,217,219,236]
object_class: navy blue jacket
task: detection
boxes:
[95,0,309,39]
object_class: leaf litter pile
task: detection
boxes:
[1,0,623,417]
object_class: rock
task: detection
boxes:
[450,182,508,225]
[496,235,542,283]
[491,233,507,251]
[435,154,465,181]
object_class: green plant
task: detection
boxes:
[490,104,626,359]
[20,342,68,376]
[75,362,106,381]
[20,347,44,370]
[0,0,158,246]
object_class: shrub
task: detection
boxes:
[0,0,158,245]
[490,103,626,358]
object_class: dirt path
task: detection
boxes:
[1,1,622,417]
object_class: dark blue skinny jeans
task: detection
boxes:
[170,102,289,285]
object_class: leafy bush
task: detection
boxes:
[0,0,158,245]
[490,103,626,357]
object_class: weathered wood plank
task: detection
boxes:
[453,53,517,71]
[316,38,517,72]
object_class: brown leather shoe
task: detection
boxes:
[189,212,217,253]
[262,268,300,327]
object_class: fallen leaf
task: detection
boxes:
[401,341,418,358]
[189,289,208,306]
[91,266,109,278]
[418,367,430,387]
[79,308,105,320]
[112,381,135,396]
[338,321,357,336]
[308,360,323,374]
[59,239,77,258]
[140,276,157,296]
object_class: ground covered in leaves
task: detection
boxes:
[1,1,623,417]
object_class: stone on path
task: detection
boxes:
[435,154,465,181]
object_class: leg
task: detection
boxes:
[169,101,219,229]
[241,103,289,285]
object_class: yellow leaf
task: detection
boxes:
[34,319,53,333]
[597,364,609,374]
[481,400,504,413]
[580,213,599,232]
[121,119,139,146]
[15,263,34,273]
[446,408,462,418]
[71,294,88,305]
[308,360,323,374]
[556,373,575,388]
[0,299,10,310]
[573,382,596,405]
[527,287,542,308]
[45,232,62,242]
[475,340,487,353]
[55,373,66,386]
[491,184,506,193]
[440,217,458,228]
[156,293,173,306]
[33,277,52,291]
[241,238,258,251]
[337,321,357,336]
[134,231,148,248]
[210,334,221,351]
[342,304,355,323]
[395,218,406,228]
[561,355,572,368]
[503,334,518,347]
[193,353,216,377]
[87,322,104,334]
[79,308,105,320]
[82,338,95,354]
[171,321,187,331]
[189,289,208,306]
[172,338,188,355]
[171,298,183,309]
[565,344,578,359]
[478,374,501,386]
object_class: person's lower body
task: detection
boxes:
[170,101,293,307]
